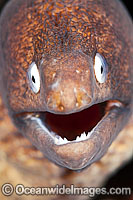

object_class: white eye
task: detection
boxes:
[28,62,40,93]
[94,53,108,83]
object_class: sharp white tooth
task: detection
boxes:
[62,138,68,144]
[59,137,65,144]
[84,132,87,136]
[54,136,69,145]
[63,137,68,142]
[80,132,86,140]
[57,137,61,144]
[82,132,87,139]
[87,131,93,138]
[80,134,84,140]
[76,136,81,141]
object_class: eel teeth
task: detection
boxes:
[53,131,93,145]
[30,116,93,145]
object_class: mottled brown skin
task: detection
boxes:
[0,0,133,170]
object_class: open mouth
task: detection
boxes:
[22,100,123,145]
[15,99,129,169]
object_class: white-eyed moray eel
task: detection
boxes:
[0,0,132,171]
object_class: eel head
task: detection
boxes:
[0,0,132,170]
[12,50,131,170]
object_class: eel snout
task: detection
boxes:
[41,51,93,114]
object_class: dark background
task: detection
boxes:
[0,0,132,199]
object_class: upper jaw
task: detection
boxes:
[14,99,130,170]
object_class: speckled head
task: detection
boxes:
[0,0,132,170]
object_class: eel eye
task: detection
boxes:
[28,62,40,93]
[94,53,108,83]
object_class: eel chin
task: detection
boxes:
[15,100,129,170]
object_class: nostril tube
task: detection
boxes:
[74,87,92,108]
[46,79,92,113]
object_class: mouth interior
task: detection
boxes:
[40,102,107,141]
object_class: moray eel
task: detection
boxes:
[0,0,132,170]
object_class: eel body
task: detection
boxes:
[0,0,133,171]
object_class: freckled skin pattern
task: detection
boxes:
[0,0,133,168]
[0,0,133,199]
[0,0,132,113]
[0,0,133,176]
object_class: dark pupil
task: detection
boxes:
[101,65,103,74]
[32,75,35,83]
